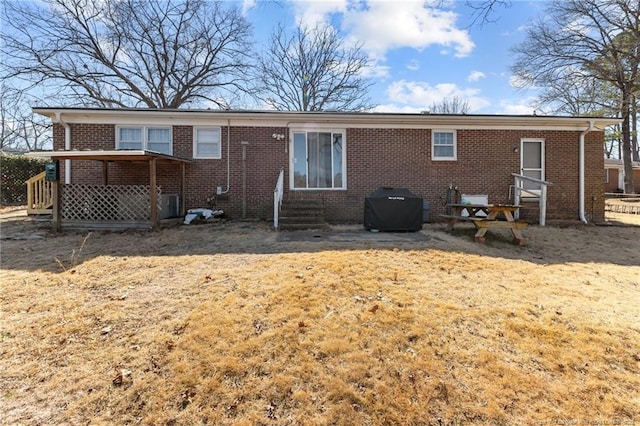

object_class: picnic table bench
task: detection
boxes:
[441,203,527,245]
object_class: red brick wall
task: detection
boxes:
[181,125,288,218]
[583,132,605,222]
[605,168,619,193]
[607,168,640,193]
[54,123,607,222]
[315,129,605,223]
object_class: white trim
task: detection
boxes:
[34,108,621,131]
[520,138,545,197]
[192,126,222,159]
[116,125,173,155]
[28,150,147,158]
[431,129,457,161]
[26,150,190,163]
[618,169,625,189]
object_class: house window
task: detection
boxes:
[291,130,345,189]
[604,169,609,183]
[117,126,172,155]
[432,130,457,160]
[118,127,143,150]
[193,127,221,159]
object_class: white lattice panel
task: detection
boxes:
[61,185,161,221]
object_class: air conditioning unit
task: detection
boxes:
[159,194,180,219]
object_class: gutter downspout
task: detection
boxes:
[579,120,595,223]
[221,119,231,194]
[55,112,72,184]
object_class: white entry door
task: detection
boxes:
[520,139,545,197]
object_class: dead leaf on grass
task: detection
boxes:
[369,304,379,314]
[112,371,123,387]
[112,369,130,387]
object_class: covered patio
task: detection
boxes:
[28,150,190,231]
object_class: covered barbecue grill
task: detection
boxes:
[364,187,424,232]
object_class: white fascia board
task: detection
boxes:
[27,150,146,158]
[32,108,621,131]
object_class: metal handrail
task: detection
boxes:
[511,173,553,226]
[273,168,284,229]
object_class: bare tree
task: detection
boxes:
[256,23,375,112]
[429,96,471,114]
[0,85,51,151]
[534,72,618,116]
[511,0,640,193]
[1,0,253,109]
[465,0,512,27]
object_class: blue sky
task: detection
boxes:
[241,0,547,114]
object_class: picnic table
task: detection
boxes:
[441,203,527,245]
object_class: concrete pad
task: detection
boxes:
[276,225,431,243]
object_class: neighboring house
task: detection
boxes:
[30,108,619,229]
[604,158,640,193]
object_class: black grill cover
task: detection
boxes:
[364,187,423,231]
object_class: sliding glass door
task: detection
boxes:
[292,131,345,189]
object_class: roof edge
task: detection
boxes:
[32,107,622,130]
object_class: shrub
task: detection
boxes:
[0,153,47,206]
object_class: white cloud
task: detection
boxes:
[496,99,536,115]
[361,61,391,79]
[289,0,348,28]
[467,70,486,82]
[383,80,490,112]
[346,1,473,59]
[372,104,427,113]
[241,0,256,15]
[290,0,474,59]
[406,59,420,71]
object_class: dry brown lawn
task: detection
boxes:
[1,207,639,425]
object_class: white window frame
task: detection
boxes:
[289,128,347,190]
[116,125,173,155]
[193,127,222,159]
[431,130,457,161]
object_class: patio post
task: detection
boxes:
[149,158,158,230]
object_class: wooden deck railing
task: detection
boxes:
[25,171,53,215]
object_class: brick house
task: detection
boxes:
[31,108,619,229]
[604,158,640,193]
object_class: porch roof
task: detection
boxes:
[27,149,191,164]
